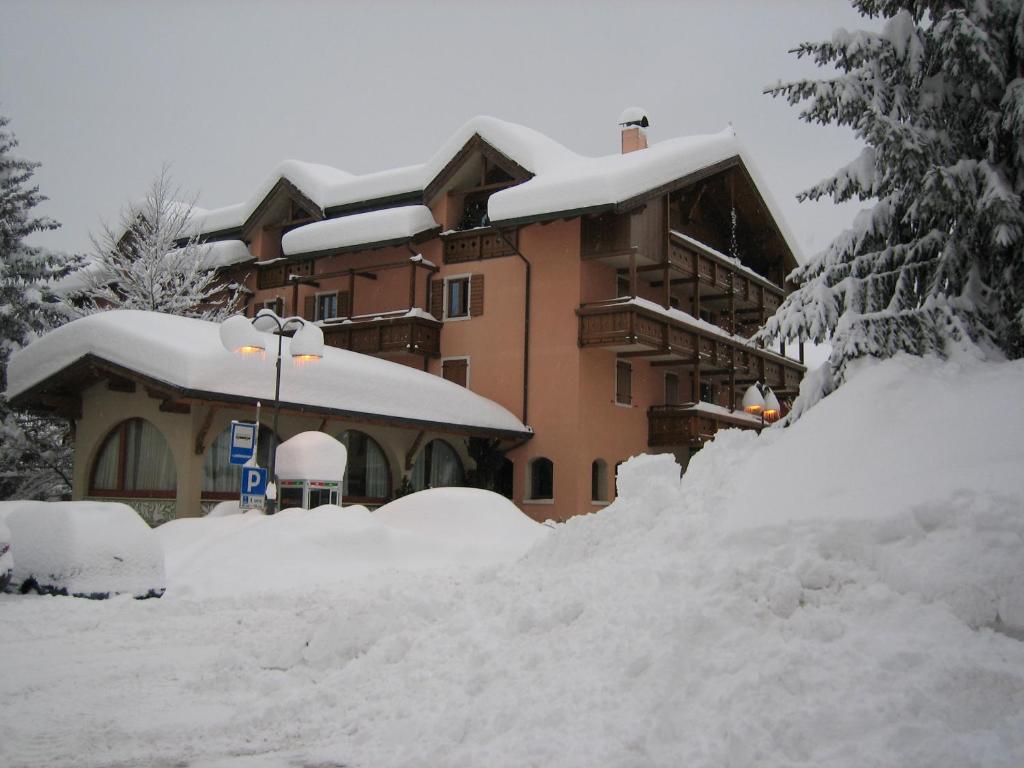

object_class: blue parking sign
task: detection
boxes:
[229,421,256,465]
[240,466,268,509]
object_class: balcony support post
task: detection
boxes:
[629,249,638,300]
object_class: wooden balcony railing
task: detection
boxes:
[578,299,803,394]
[321,311,441,358]
[648,404,762,448]
[668,231,783,315]
[441,227,517,264]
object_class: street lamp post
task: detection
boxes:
[219,309,324,514]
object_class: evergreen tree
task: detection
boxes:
[0,112,77,499]
[70,166,244,321]
[758,1,1024,418]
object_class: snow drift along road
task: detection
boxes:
[1,354,1022,768]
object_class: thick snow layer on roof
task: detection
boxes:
[617,106,648,125]
[4,501,164,597]
[6,310,528,435]
[182,239,252,270]
[282,205,438,256]
[276,432,347,481]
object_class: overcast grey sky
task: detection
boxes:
[1,0,870,260]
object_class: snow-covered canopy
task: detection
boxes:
[281,205,438,256]
[276,432,347,481]
[6,310,529,437]
[183,116,802,263]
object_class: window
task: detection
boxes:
[616,360,632,405]
[665,373,680,406]
[457,191,490,230]
[700,381,714,404]
[316,292,337,321]
[442,358,469,388]
[591,459,608,502]
[91,419,176,496]
[446,277,470,319]
[528,457,554,501]
[411,439,464,491]
[338,430,391,503]
[202,424,276,497]
[617,274,631,298]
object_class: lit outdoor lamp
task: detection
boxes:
[741,382,765,415]
[762,387,781,423]
[220,309,324,514]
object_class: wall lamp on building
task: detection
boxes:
[742,382,781,424]
[219,310,325,513]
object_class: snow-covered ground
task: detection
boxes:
[2,354,1023,768]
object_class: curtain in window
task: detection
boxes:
[125,419,176,491]
[430,441,463,488]
[340,431,390,500]
[91,431,120,490]
[364,439,388,497]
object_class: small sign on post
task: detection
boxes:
[229,421,257,465]
[240,466,268,510]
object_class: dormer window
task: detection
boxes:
[458,191,489,231]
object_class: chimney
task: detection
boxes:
[618,107,649,154]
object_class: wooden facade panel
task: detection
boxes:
[442,228,516,263]
[581,212,630,257]
[379,324,412,352]
[668,325,696,354]
[648,405,759,448]
[633,315,663,347]
[579,312,631,346]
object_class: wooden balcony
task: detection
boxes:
[649,404,762,448]
[321,311,441,358]
[441,227,517,264]
[577,299,803,395]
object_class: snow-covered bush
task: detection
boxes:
[4,501,165,598]
[0,517,12,592]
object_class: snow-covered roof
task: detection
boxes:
[6,310,529,437]
[175,239,252,270]
[276,432,346,481]
[282,205,438,256]
[184,116,803,263]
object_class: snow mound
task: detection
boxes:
[374,487,548,558]
[4,501,165,598]
[275,431,346,481]
[156,498,543,600]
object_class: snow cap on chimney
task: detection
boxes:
[619,107,649,154]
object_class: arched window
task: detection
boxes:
[528,457,554,501]
[202,424,276,498]
[338,430,391,504]
[591,459,608,502]
[410,439,464,491]
[90,418,176,496]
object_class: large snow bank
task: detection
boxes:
[4,501,164,598]
[156,499,543,599]
[374,487,547,558]
[1,355,1022,768]
[6,310,528,436]
[276,431,346,481]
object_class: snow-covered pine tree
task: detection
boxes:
[758,0,1024,418]
[71,166,244,321]
[0,112,77,499]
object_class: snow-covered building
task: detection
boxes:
[8,112,806,523]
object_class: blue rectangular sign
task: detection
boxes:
[240,466,268,509]
[229,421,257,465]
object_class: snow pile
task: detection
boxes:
[275,431,346,481]
[6,310,528,436]
[282,204,438,255]
[374,487,548,559]
[3,501,164,598]
[157,497,544,599]
[1,356,1022,768]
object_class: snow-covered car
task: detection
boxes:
[0,518,12,592]
[5,501,165,598]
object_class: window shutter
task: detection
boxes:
[430,280,444,318]
[616,361,632,405]
[442,359,469,387]
[469,273,484,316]
[338,291,350,318]
[304,295,316,321]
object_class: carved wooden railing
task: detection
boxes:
[321,312,441,358]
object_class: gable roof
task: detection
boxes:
[185,116,803,263]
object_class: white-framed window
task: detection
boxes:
[441,356,470,388]
[445,274,471,320]
[316,292,338,321]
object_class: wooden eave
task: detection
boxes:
[241,178,324,238]
[323,191,423,219]
[422,134,534,205]
[11,353,533,442]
